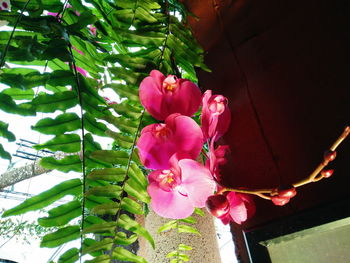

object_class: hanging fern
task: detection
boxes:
[1,0,207,262]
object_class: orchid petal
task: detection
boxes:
[179,159,216,207]
[148,182,194,219]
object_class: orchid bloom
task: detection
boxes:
[0,0,10,11]
[139,70,202,120]
[206,192,255,225]
[137,113,203,170]
[0,0,10,27]
[201,90,231,141]
[148,154,216,219]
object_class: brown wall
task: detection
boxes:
[184,0,350,229]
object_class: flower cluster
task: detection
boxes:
[136,70,255,224]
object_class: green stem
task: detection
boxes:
[0,0,32,69]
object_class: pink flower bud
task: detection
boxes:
[321,169,334,178]
[271,195,290,206]
[206,194,230,218]
[277,185,297,198]
[201,90,231,141]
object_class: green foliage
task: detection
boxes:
[0,0,207,262]
[158,211,203,262]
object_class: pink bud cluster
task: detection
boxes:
[136,70,255,224]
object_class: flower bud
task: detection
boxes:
[277,185,297,198]
[321,169,334,178]
[205,194,230,218]
[323,150,337,163]
[271,195,290,206]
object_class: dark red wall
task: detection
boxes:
[184,0,350,229]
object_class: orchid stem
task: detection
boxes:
[219,126,349,201]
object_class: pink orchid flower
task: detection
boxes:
[206,192,255,225]
[0,0,10,11]
[201,90,231,141]
[139,70,202,120]
[148,154,216,219]
[89,25,97,36]
[137,113,203,170]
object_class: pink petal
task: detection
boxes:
[76,66,87,77]
[137,126,176,170]
[179,159,216,207]
[148,182,194,219]
[139,75,166,120]
[170,79,202,117]
[150,70,165,85]
[169,114,203,160]
[227,192,248,224]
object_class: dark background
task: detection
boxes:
[182,0,350,261]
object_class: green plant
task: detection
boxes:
[0,0,207,262]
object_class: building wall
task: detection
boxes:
[183,0,350,229]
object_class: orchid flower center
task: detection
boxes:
[153,123,171,138]
[162,75,178,92]
[158,169,178,190]
[209,96,227,115]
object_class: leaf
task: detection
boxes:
[102,115,138,134]
[105,130,134,148]
[41,225,80,248]
[179,216,197,224]
[38,200,81,227]
[111,102,142,120]
[194,208,205,217]
[166,251,178,258]
[90,150,129,165]
[33,134,81,153]
[85,185,122,199]
[109,67,144,85]
[121,197,143,215]
[124,178,150,204]
[178,253,190,262]
[128,163,148,189]
[1,88,34,100]
[178,225,200,235]
[118,214,155,248]
[82,238,113,255]
[31,113,81,135]
[0,121,15,142]
[178,244,192,251]
[0,143,11,160]
[118,29,165,47]
[104,83,139,102]
[114,232,138,246]
[40,155,82,173]
[0,68,47,90]
[84,113,108,137]
[84,255,110,263]
[84,133,102,152]
[85,195,113,210]
[91,202,119,215]
[58,248,79,263]
[87,168,126,182]
[158,220,177,233]
[2,179,82,217]
[112,247,147,263]
[32,91,78,113]
[0,93,36,116]
[83,222,118,235]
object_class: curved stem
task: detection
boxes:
[219,126,349,200]
[0,0,32,69]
